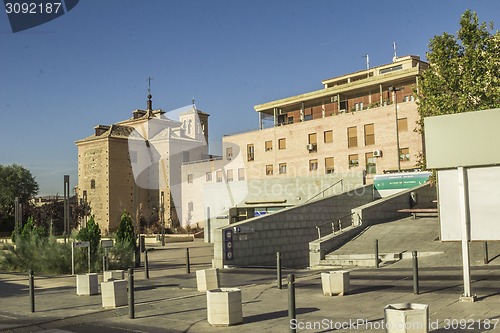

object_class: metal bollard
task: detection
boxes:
[412,251,419,295]
[144,249,149,279]
[484,241,489,265]
[277,252,282,289]
[374,239,379,268]
[102,255,107,272]
[186,248,190,274]
[288,274,296,333]
[140,235,145,253]
[29,270,35,313]
[128,268,135,319]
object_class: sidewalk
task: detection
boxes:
[1,239,500,332]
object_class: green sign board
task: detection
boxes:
[374,172,431,191]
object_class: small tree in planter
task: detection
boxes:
[76,215,101,272]
[109,212,135,269]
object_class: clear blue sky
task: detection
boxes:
[1,0,499,195]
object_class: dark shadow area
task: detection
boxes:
[135,284,178,291]
[35,302,101,312]
[347,284,396,295]
[243,307,319,324]
[135,306,206,319]
[0,280,29,297]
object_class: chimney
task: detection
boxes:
[94,125,110,136]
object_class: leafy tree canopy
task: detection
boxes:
[0,164,39,216]
[417,10,500,126]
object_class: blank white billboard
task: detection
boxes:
[439,166,500,241]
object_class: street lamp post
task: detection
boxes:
[389,86,402,172]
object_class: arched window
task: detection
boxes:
[90,179,96,189]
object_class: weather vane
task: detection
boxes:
[147,76,153,95]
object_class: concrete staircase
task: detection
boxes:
[311,216,452,269]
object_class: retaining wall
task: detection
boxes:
[213,185,374,268]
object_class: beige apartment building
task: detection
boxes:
[76,96,209,233]
[182,55,428,233]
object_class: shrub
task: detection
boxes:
[76,215,101,272]
[115,212,136,249]
[1,218,70,274]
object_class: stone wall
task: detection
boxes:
[352,182,437,226]
[213,185,374,268]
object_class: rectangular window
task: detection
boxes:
[238,168,245,181]
[348,154,359,168]
[348,126,358,148]
[308,133,317,152]
[309,159,318,171]
[266,164,273,175]
[365,152,377,174]
[400,148,410,161]
[216,170,223,182]
[206,172,212,182]
[278,138,286,150]
[227,169,233,182]
[398,118,408,133]
[279,163,287,174]
[226,147,233,160]
[325,157,334,174]
[324,130,333,143]
[247,144,255,161]
[187,174,193,183]
[308,133,317,144]
[265,140,273,151]
[364,123,375,146]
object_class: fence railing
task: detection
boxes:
[315,212,361,240]
[306,179,344,203]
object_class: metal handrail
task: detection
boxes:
[315,212,361,239]
[305,179,344,203]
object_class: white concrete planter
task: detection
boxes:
[101,280,128,308]
[196,268,220,292]
[103,270,125,282]
[76,273,99,296]
[321,270,350,296]
[384,303,429,333]
[206,288,242,326]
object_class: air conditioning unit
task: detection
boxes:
[306,144,316,151]
[373,150,382,157]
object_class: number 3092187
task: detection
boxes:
[5,2,62,14]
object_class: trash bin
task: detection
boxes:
[76,273,98,296]
[207,288,242,326]
[384,303,429,333]
[196,268,220,292]
[103,270,125,282]
[101,280,128,308]
[321,270,350,296]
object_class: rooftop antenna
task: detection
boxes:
[393,42,398,62]
[363,54,370,70]
[146,76,153,110]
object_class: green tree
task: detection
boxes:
[76,215,101,265]
[417,10,500,126]
[115,212,136,249]
[0,164,39,230]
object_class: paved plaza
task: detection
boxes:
[1,219,500,333]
